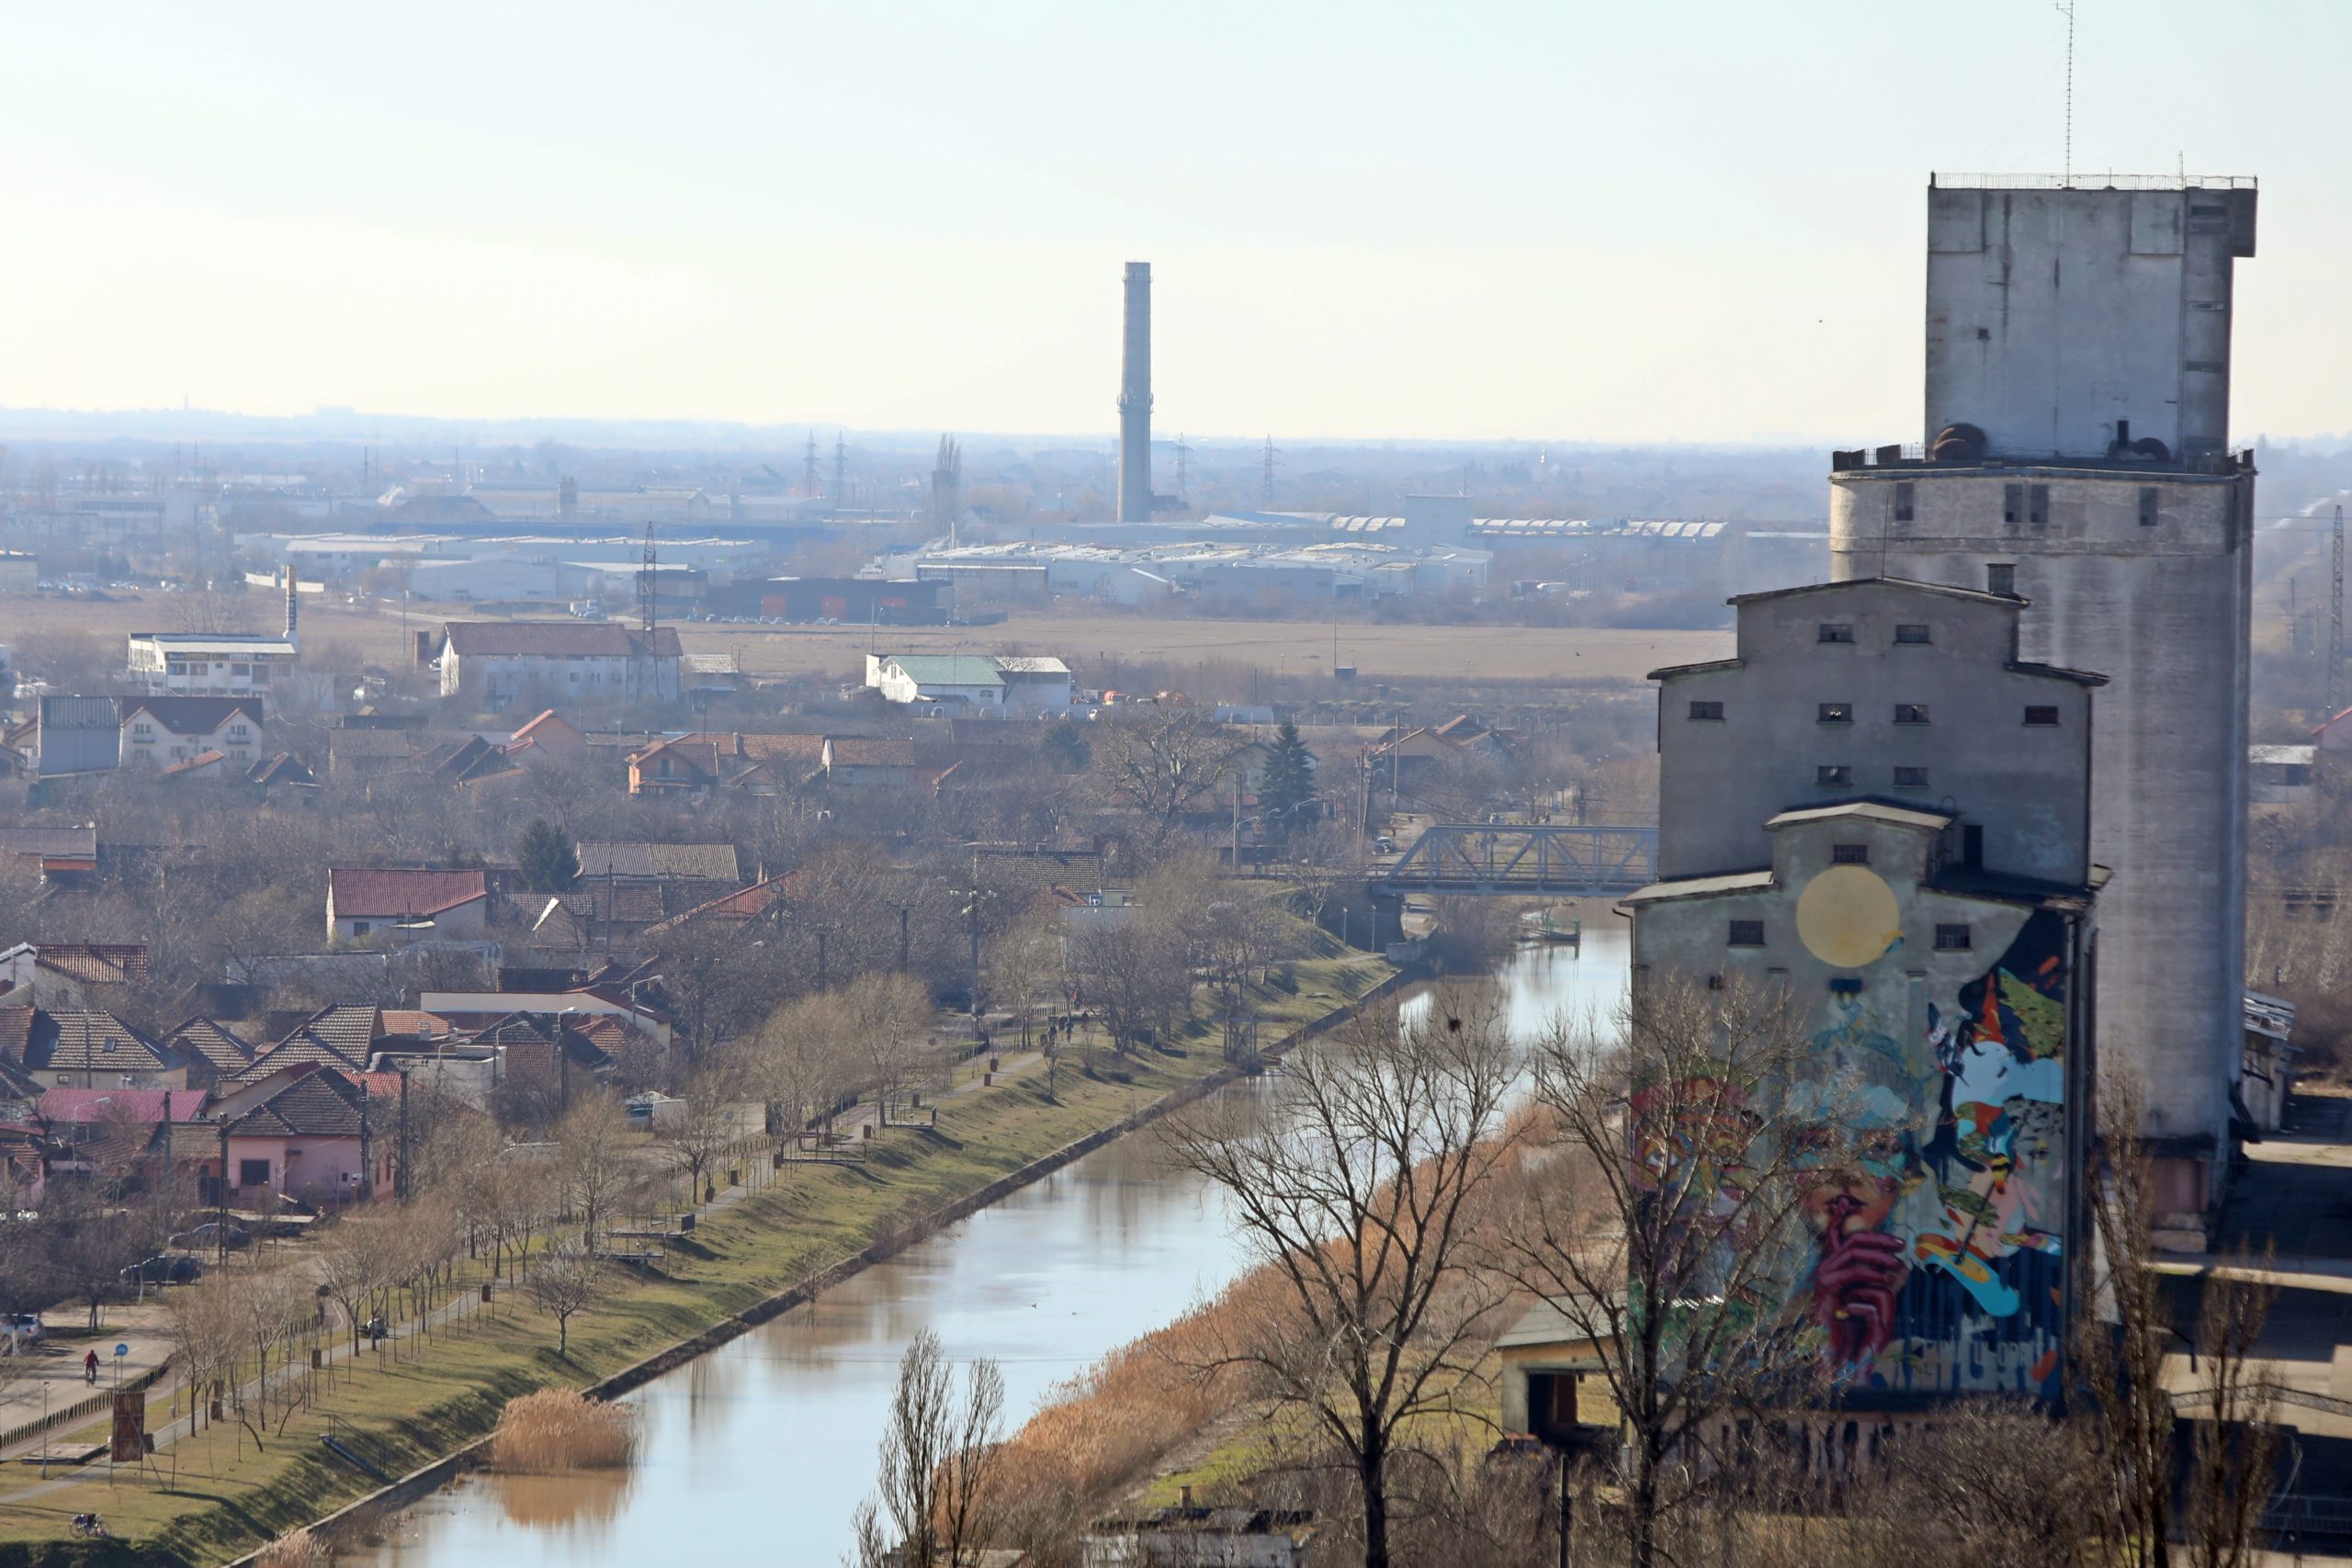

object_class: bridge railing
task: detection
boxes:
[1374,824,1659,896]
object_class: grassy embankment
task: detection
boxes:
[0,943,1392,1568]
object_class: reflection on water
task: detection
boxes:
[335,931,1626,1568]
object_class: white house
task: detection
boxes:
[119,696,264,769]
[437,622,682,707]
[863,653,1074,716]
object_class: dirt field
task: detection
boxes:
[680,614,1731,685]
[0,592,1732,689]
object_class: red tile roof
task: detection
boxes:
[34,943,152,985]
[37,1088,209,1123]
[328,868,489,919]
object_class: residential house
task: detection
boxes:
[35,1087,209,1130]
[127,571,301,694]
[627,736,726,795]
[865,654,1005,712]
[823,737,917,791]
[642,876,788,939]
[505,709,591,768]
[0,1009,189,1089]
[418,986,672,1048]
[326,868,491,943]
[575,840,741,884]
[159,1017,256,1087]
[993,656,1076,716]
[0,942,151,1010]
[244,752,319,799]
[119,695,265,770]
[207,1064,388,1208]
[0,826,99,885]
[436,622,683,707]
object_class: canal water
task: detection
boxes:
[336,925,1628,1568]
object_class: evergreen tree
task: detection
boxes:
[1259,721,1317,839]
[517,818,581,892]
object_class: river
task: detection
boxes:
[336,924,1628,1568]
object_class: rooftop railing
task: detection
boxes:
[1930,172,2257,192]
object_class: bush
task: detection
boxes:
[490,1388,637,1472]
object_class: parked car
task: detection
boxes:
[1374,835,1398,854]
[1,1312,44,1351]
[121,1253,203,1286]
[170,1223,251,1252]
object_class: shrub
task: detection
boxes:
[490,1388,637,1472]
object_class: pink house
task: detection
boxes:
[207,1064,390,1208]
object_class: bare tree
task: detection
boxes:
[847,972,933,1120]
[1088,707,1230,848]
[988,914,1057,1055]
[853,1327,1007,1568]
[661,1069,746,1206]
[755,991,854,1142]
[1159,994,1519,1568]
[555,1096,643,1255]
[1488,976,1860,1568]
[2182,1257,2282,1568]
[316,1215,402,1355]
[524,1241,609,1360]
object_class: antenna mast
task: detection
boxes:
[2055,1,2076,186]
[832,434,847,519]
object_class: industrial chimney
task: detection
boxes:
[1117,261,1152,523]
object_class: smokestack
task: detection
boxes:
[283,564,299,642]
[1117,261,1152,523]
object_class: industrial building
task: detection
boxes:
[127,569,301,694]
[723,576,952,624]
[1629,575,2101,1401]
[1827,175,2259,1238]
[900,538,1490,605]
[863,653,1074,716]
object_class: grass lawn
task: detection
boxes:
[0,944,1394,1568]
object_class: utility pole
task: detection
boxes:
[2332,504,2345,716]
[639,518,658,637]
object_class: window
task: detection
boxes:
[1986,563,2017,596]
[1893,481,1915,522]
[133,723,152,738]
[1935,924,1973,951]
[1687,699,1724,721]
[1817,702,1853,724]
[2028,483,2050,526]
[2003,483,2023,525]
[1816,764,1852,786]
[1894,703,1930,725]
[2139,486,2159,527]
[1818,623,1855,644]
[1831,843,1871,864]
[2023,705,2061,727]
[238,1159,272,1188]
[1894,623,1931,645]
[232,662,250,677]
[1727,919,1765,947]
[352,920,371,936]
[1893,765,1929,788]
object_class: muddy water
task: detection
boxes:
[337,925,1628,1568]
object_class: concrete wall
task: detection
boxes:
[1925,184,2256,461]
[1628,811,2087,1399]
[1830,470,2250,1178]
[1657,581,2094,885]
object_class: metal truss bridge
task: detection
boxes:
[1373,823,1659,897]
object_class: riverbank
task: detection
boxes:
[0,952,1397,1568]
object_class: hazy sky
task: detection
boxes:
[1,1,2345,442]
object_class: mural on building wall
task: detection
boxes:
[1793,908,2072,1399]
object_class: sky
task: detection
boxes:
[0,1,2346,443]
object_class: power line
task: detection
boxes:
[2332,503,2344,716]
[1261,436,1277,507]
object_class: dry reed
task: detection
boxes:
[254,1528,322,1568]
[489,1388,638,1473]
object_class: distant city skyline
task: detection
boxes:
[0,1,2345,442]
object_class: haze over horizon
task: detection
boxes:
[3,0,2346,445]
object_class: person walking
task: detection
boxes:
[82,1348,98,1385]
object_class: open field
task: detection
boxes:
[1,591,1732,687]
[682,614,1731,685]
